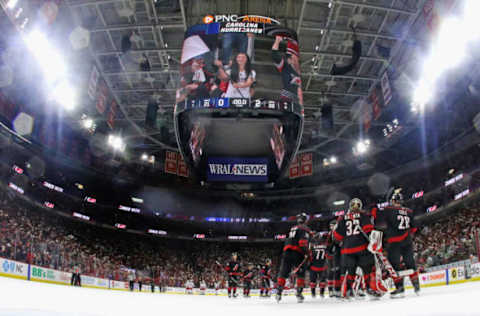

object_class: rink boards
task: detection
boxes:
[1,256,479,295]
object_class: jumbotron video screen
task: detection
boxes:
[174,15,304,184]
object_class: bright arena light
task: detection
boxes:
[7,0,18,9]
[51,81,76,110]
[108,135,125,152]
[356,142,367,154]
[83,118,93,129]
[141,153,148,160]
[354,139,370,156]
[329,156,337,164]
[412,82,433,110]
[412,5,480,111]
[434,18,467,69]
[463,0,480,37]
[25,30,67,83]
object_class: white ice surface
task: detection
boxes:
[0,276,479,316]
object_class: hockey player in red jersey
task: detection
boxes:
[334,198,382,298]
[224,253,242,298]
[326,219,342,297]
[259,259,272,298]
[371,191,420,298]
[242,263,255,298]
[276,213,312,303]
[309,232,328,298]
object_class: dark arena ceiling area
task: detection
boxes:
[0,0,479,218]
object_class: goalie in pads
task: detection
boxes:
[333,198,385,298]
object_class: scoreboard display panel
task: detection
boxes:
[174,15,304,185]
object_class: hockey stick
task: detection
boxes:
[292,254,309,275]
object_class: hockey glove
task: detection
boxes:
[368,230,383,253]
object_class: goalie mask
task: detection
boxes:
[349,198,363,212]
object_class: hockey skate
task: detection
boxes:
[366,288,382,300]
[341,289,354,300]
[356,289,366,299]
[296,293,305,303]
[275,292,282,303]
[413,280,421,296]
[390,286,405,299]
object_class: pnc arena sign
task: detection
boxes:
[203,14,280,25]
[207,157,268,182]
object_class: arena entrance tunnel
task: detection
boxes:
[174,18,304,186]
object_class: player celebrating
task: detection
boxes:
[259,259,272,298]
[185,278,194,295]
[371,191,420,298]
[214,279,221,296]
[326,219,342,298]
[224,252,242,298]
[333,198,381,298]
[276,213,311,303]
[242,263,255,298]
[199,279,207,295]
[309,232,328,298]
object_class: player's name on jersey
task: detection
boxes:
[185,98,293,111]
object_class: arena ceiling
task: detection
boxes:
[63,0,430,158]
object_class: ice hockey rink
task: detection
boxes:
[0,276,479,316]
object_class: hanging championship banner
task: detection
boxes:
[363,101,372,132]
[300,152,313,177]
[177,154,189,177]
[289,152,313,179]
[96,80,108,114]
[380,71,392,106]
[107,99,117,129]
[165,151,189,177]
[371,88,381,120]
[87,66,99,100]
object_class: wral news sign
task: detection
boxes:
[207,157,268,182]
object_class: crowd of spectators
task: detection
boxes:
[1,187,480,289]
[414,203,480,270]
[0,197,280,289]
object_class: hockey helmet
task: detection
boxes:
[349,198,363,212]
[329,219,337,230]
[296,212,308,224]
[390,191,404,205]
[265,258,272,265]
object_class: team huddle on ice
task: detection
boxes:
[211,191,420,302]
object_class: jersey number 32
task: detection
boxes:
[346,220,361,236]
